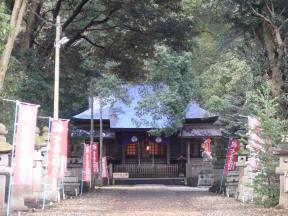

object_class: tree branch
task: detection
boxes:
[265,1,274,16]
[250,6,275,28]
[65,6,121,48]
[81,36,105,49]
[53,0,63,21]
[62,0,91,31]
[278,17,288,30]
[86,26,117,32]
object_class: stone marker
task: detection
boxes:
[272,144,288,209]
[0,123,12,213]
[236,155,254,202]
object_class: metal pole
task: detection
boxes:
[99,97,103,185]
[89,81,94,189]
[6,101,19,216]
[53,15,61,120]
[42,117,52,210]
[61,179,65,199]
[219,142,229,194]
[80,169,84,195]
[80,144,85,195]
[52,15,61,202]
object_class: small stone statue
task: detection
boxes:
[0,123,12,152]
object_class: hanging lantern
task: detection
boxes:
[131,136,138,142]
[155,137,162,143]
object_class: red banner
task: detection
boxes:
[14,103,39,185]
[91,143,99,175]
[82,144,91,182]
[224,138,240,172]
[48,119,69,178]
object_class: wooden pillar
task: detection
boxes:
[166,143,170,164]
[137,142,141,165]
[187,142,190,164]
[152,142,155,166]
[122,144,125,164]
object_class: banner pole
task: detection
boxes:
[61,179,65,200]
[6,101,19,216]
[42,117,52,210]
[80,169,84,195]
[219,144,229,194]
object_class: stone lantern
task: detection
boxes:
[0,123,12,212]
[30,127,49,200]
[272,144,288,209]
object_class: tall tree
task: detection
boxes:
[221,0,288,117]
[0,0,27,92]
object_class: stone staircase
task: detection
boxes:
[114,177,186,186]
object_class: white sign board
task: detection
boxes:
[113,172,129,179]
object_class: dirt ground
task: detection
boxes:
[21,185,288,216]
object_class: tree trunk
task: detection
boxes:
[21,0,42,54]
[262,22,284,98]
[0,0,27,93]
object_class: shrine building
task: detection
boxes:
[71,84,222,184]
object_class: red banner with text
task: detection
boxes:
[91,143,99,175]
[224,138,240,172]
[82,144,91,182]
[48,119,69,178]
[14,103,39,186]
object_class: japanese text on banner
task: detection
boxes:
[48,119,69,178]
[14,103,39,186]
[83,144,91,182]
[224,138,240,172]
[92,143,99,175]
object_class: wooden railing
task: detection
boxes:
[113,163,179,178]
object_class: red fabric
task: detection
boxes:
[91,143,99,175]
[82,144,91,182]
[48,119,69,178]
[14,103,39,186]
[204,138,212,153]
[224,138,240,172]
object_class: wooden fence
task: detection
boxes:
[113,163,179,178]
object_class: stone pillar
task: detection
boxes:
[0,123,12,213]
[272,144,288,209]
[0,123,29,212]
[236,155,252,202]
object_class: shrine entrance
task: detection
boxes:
[113,132,178,178]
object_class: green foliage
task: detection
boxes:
[90,73,129,107]
[246,83,285,207]
[133,45,196,135]
[0,2,10,55]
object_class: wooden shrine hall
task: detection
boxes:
[71,85,222,180]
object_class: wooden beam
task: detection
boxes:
[166,143,170,164]
[187,142,191,164]
[137,142,141,165]
[122,144,125,164]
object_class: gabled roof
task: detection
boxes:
[73,84,218,128]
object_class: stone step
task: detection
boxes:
[114,178,186,186]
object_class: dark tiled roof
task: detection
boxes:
[73,85,218,128]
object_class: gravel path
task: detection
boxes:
[22,185,288,216]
